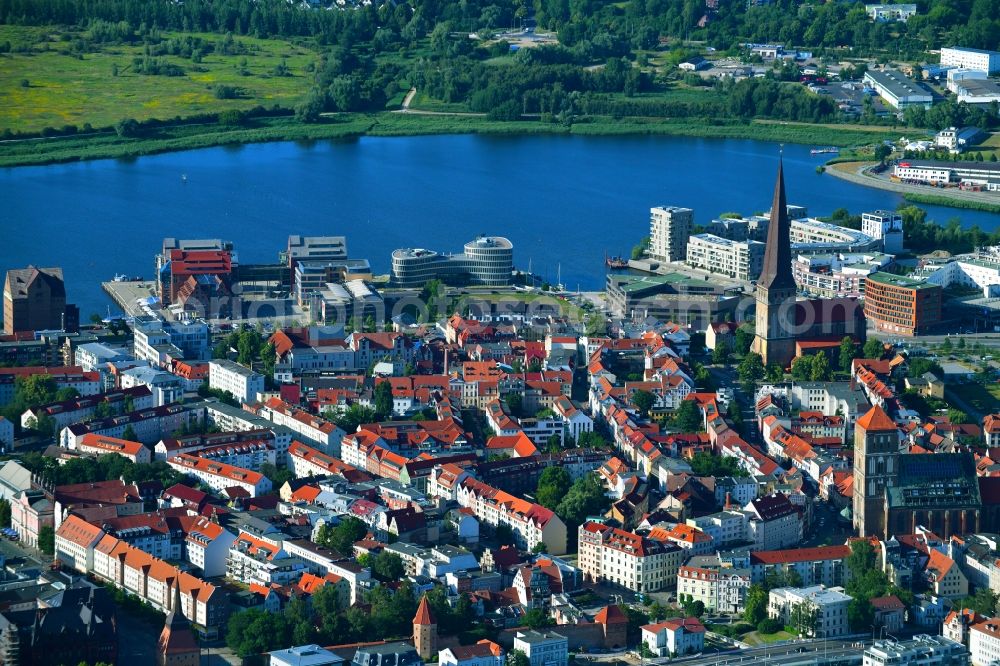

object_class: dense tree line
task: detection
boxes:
[18,451,187,488]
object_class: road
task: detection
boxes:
[649,639,868,666]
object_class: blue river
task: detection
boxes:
[2,133,997,317]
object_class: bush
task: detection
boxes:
[757,618,782,634]
[213,84,241,99]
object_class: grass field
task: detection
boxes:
[949,382,1000,416]
[0,26,320,132]
[742,630,796,646]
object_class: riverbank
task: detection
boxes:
[0,112,908,168]
[823,160,1000,213]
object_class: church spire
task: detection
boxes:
[758,158,796,291]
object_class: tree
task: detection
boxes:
[810,353,831,381]
[737,352,765,389]
[261,463,294,487]
[556,474,611,534]
[0,499,10,528]
[789,602,818,637]
[494,524,515,545]
[371,551,405,582]
[838,337,857,373]
[688,452,742,477]
[316,516,368,556]
[122,425,138,442]
[536,467,572,510]
[908,358,943,378]
[863,339,884,359]
[712,340,731,365]
[506,393,523,417]
[576,431,606,449]
[874,143,892,164]
[532,542,548,554]
[38,525,55,555]
[948,408,969,424]
[328,404,377,434]
[631,389,656,417]
[743,584,767,625]
[734,327,753,355]
[373,380,393,420]
[671,399,703,432]
[766,363,784,383]
[847,597,874,631]
[523,608,553,629]
[959,588,999,616]
[508,650,530,666]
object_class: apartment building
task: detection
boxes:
[677,555,751,613]
[133,318,210,366]
[22,385,155,433]
[686,234,765,282]
[578,522,684,593]
[457,477,567,555]
[749,545,851,587]
[54,514,106,573]
[201,401,294,464]
[92,534,228,635]
[76,433,152,464]
[744,494,803,551]
[861,211,904,254]
[208,359,264,405]
[513,631,568,666]
[227,524,308,588]
[184,515,238,577]
[167,453,272,497]
[768,585,851,638]
[289,440,362,479]
[60,402,204,448]
[257,397,344,456]
[650,207,694,262]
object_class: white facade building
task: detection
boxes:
[650,207,693,262]
[686,234,765,282]
[941,46,1000,75]
[768,585,851,638]
[577,522,684,593]
[513,631,568,666]
[209,359,265,406]
[861,211,904,254]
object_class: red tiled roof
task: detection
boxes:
[857,405,896,432]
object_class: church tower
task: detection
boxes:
[751,160,798,369]
[156,581,200,666]
[853,404,899,538]
[413,595,437,660]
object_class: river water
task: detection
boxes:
[2,133,997,317]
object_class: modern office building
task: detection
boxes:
[792,253,891,299]
[686,234,765,282]
[391,236,513,288]
[864,636,969,666]
[3,266,77,335]
[863,272,942,336]
[650,207,693,262]
[861,211,904,254]
[940,46,1000,75]
[863,69,933,109]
